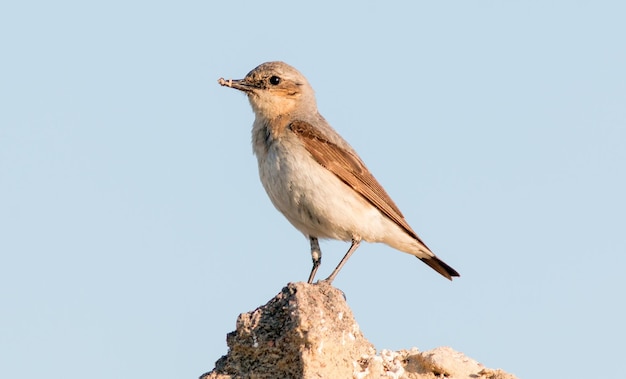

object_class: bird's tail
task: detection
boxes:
[418,255,460,280]
[382,233,460,280]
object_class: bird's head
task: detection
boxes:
[218,61,317,121]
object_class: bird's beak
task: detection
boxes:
[217,77,255,93]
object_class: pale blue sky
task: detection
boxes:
[1,2,625,378]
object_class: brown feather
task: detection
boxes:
[289,120,432,250]
[419,256,460,280]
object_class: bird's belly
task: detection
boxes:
[257,144,387,241]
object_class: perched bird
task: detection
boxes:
[218,61,459,284]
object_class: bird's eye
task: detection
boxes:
[269,76,281,85]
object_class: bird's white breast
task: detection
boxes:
[252,122,393,242]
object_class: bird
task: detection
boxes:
[217,61,459,284]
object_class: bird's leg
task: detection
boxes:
[307,237,321,284]
[323,238,362,284]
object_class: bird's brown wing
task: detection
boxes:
[289,120,429,248]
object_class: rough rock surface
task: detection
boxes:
[201,282,517,379]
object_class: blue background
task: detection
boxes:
[2,2,625,378]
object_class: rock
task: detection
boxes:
[356,347,518,379]
[200,282,517,379]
